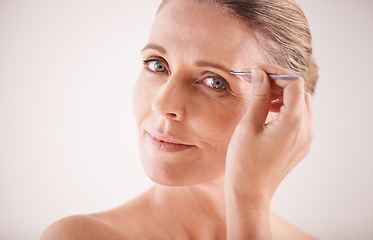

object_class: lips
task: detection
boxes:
[146,130,194,152]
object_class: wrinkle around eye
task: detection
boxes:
[212,93,248,120]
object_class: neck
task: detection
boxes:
[148,177,227,239]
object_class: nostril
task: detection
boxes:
[166,113,178,118]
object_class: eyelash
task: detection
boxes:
[143,57,169,74]
[142,57,231,92]
[201,74,230,91]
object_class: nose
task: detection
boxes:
[151,77,187,121]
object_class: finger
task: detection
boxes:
[245,63,305,124]
[252,63,301,102]
[244,68,272,128]
[252,63,300,93]
[280,76,304,119]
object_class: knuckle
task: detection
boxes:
[252,93,271,103]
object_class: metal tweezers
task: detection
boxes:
[230,71,298,81]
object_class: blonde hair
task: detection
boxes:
[159,0,318,94]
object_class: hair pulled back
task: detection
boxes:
[159,0,318,94]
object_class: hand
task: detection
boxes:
[225,63,314,203]
[224,64,313,239]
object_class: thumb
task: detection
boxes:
[245,68,272,128]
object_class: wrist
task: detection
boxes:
[225,185,272,240]
[225,176,274,207]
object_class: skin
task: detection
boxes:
[40,1,316,239]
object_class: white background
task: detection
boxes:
[1,0,372,239]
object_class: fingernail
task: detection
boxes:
[252,69,263,86]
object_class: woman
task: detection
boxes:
[41,0,318,239]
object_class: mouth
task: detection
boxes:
[146,130,194,152]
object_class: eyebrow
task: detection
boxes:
[141,44,234,75]
[141,43,167,55]
[195,60,232,74]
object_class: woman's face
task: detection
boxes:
[132,0,266,186]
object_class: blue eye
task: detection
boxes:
[147,60,167,73]
[204,76,227,90]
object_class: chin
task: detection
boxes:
[140,155,225,187]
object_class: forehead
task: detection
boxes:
[148,0,265,68]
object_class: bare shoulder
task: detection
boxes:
[40,190,153,240]
[40,214,136,240]
[270,212,318,240]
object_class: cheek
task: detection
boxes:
[183,95,249,181]
[132,74,153,124]
[193,94,250,152]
